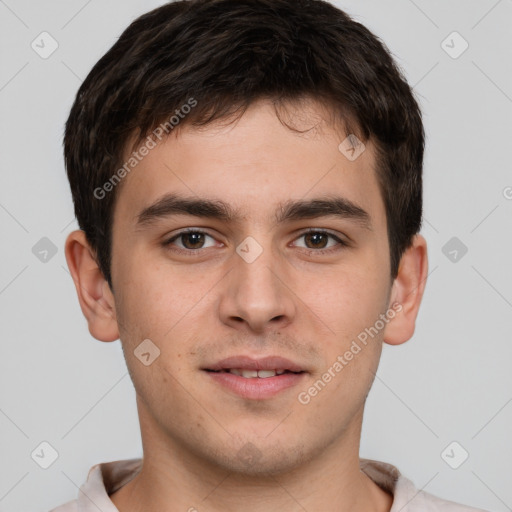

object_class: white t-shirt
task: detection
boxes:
[49,457,490,511]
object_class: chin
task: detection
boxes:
[201,437,311,477]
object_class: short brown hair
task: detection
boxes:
[64,0,424,288]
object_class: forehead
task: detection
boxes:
[113,99,386,231]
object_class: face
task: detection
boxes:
[107,99,395,475]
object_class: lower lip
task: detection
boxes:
[204,371,306,400]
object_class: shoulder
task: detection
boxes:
[393,473,492,512]
[414,488,492,512]
[359,458,491,512]
[48,498,78,512]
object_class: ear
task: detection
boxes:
[383,234,428,346]
[64,230,119,342]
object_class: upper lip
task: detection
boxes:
[204,355,306,373]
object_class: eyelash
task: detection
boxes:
[162,228,348,255]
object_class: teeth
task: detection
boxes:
[227,369,289,378]
[241,370,258,378]
[257,370,276,378]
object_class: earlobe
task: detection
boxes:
[383,234,428,346]
[64,230,120,342]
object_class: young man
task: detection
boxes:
[52,0,488,510]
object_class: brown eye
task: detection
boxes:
[164,230,217,251]
[293,230,347,253]
[303,232,329,249]
[180,232,206,249]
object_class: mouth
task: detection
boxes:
[203,355,306,373]
[202,355,307,400]
[205,368,303,378]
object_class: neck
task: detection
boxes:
[110,398,393,512]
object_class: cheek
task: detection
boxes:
[295,261,389,335]
[115,251,200,331]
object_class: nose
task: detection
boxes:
[217,242,296,334]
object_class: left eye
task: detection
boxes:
[293,230,343,250]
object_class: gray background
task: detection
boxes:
[0,0,511,511]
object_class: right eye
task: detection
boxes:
[163,229,221,252]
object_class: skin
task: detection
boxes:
[65,98,428,512]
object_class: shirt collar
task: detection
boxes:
[76,457,418,511]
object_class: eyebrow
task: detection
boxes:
[135,193,372,230]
